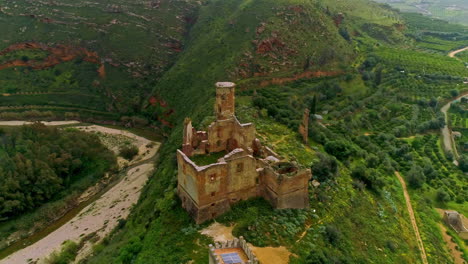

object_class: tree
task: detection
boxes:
[311,153,338,182]
[310,95,318,115]
[458,155,468,172]
[325,225,341,245]
[436,189,451,203]
[324,140,355,160]
[450,89,459,97]
[407,165,426,189]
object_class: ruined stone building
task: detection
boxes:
[177,82,311,224]
[443,210,468,239]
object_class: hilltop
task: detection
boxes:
[0,0,467,263]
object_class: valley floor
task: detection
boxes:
[0,122,161,264]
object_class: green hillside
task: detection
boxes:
[0,0,199,119]
[82,0,464,264]
[0,0,467,263]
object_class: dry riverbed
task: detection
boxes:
[0,123,160,264]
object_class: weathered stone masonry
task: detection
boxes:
[177,82,311,224]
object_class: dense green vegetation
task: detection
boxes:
[0,0,466,263]
[0,123,116,219]
[81,0,468,263]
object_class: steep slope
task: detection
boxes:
[0,0,199,118]
[81,1,444,264]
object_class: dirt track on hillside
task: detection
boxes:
[449,47,468,58]
[395,171,428,264]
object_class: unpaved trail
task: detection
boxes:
[395,171,428,264]
[449,47,468,58]
[0,123,160,264]
[440,93,468,165]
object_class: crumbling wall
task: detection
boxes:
[224,149,258,200]
[260,166,310,209]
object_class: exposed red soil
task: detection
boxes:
[288,5,304,13]
[148,96,174,128]
[0,42,104,77]
[333,13,344,27]
[98,64,106,78]
[259,70,343,87]
[256,38,286,54]
[148,96,169,108]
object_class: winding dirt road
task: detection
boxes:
[449,46,468,58]
[440,46,468,164]
[395,171,428,264]
[440,93,468,165]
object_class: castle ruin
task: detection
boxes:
[177,82,311,224]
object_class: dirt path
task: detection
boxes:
[449,47,468,58]
[395,171,428,264]
[0,123,160,264]
[440,93,468,165]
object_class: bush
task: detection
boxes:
[350,164,385,192]
[311,153,338,182]
[458,155,468,172]
[119,145,139,160]
[45,240,79,264]
[436,189,451,203]
[324,225,341,245]
[324,140,355,160]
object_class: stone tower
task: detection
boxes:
[215,82,236,120]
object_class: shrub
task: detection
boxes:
[119,145,139,160]
[324,140,355,160]
[436,189,451,203]
[324,225,341,246]
[45,240,79,264]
